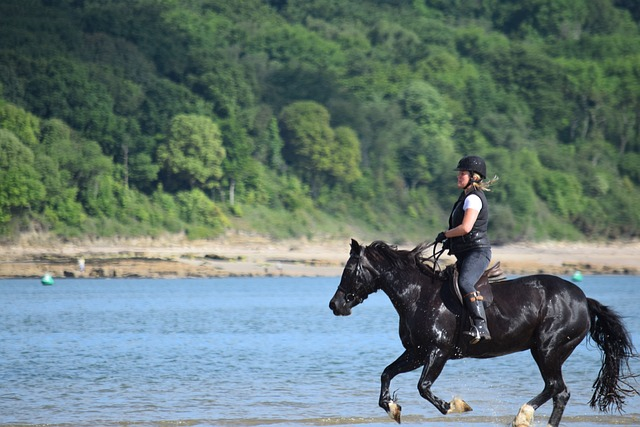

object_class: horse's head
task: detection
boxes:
[329,239,381,316]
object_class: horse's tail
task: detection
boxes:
[587,297,638,412]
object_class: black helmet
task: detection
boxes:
[455,155,486,179]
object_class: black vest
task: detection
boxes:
[448,188,490,255]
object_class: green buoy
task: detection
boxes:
[41,274,54,286]
[572,270,583,282]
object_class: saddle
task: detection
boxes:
[446,262,506,306]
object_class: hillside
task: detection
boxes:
[1,0,639,243]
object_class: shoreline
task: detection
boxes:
[0,236,638,279]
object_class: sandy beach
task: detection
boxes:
[0,234,637,279]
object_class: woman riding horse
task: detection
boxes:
[329,239,637,427]
[436,155,497,343]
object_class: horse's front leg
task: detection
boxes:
[417,348,473,415]
[379,350,423,423]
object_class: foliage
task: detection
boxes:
[175,189,229,238]
[0,0,639,241]
[0,129,45,227]
[157,114,226,192]
[279,101,362,196]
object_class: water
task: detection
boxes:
[1,275,639,427]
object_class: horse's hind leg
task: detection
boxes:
[513,375,569,427]
[514,335,584,427]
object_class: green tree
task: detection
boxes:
[260,117,286,172]
[0,103,40,148]
[535,170,585,220]
[189,64,256,119]
[279,101,335,196]
[175,189,229,238]
[398,81,456,189]
[0,129,45,226]
[332,126,363,185]
[127,152,160,193]
[157,114,226,192]
[485,147,540,240]
[37,119,86,227]
[36,118,116,220]
[492,0,589,39]
[220,113,260,206]
[602,53,640,155]
[279,101,362,196]
[368,19,422,64]
[558,57,614,142]
[24,57,118,148]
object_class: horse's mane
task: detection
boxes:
[365,240,440,278]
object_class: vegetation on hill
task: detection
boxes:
[1,0,639,243]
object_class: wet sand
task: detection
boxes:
[0,234,637,279]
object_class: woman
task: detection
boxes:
[435,155,496,344]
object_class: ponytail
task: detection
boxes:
[471,173,499,192]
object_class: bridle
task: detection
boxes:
[337,240,444,304]
[338,249,381,305]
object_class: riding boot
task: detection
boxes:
[463,293,491,344]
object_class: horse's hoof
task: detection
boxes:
[447,396,472,414]
[512,403,534,427]
[387,400,401,423]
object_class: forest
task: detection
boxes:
[1,0,639,243]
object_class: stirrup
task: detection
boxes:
[463,325,491,344]
[463,326,482,344]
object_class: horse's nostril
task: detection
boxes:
[329,300,336,310]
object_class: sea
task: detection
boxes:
[1,275,639,427]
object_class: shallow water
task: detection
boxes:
[1,275,639,426]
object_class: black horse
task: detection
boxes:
[329,239,637,427]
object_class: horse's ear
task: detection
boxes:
[350,239,361,255]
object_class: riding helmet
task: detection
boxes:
[455,155,486,179]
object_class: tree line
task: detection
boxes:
[1,0,639,242]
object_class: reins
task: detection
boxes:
[416,241,446,276]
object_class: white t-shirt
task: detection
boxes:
[463,194,483,212]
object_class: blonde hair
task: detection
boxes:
[469,173,499,192]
